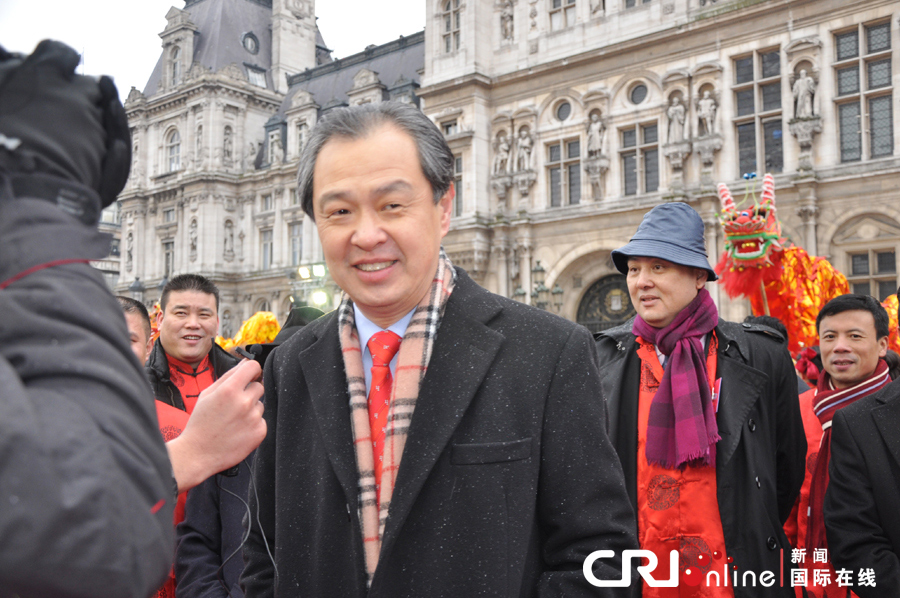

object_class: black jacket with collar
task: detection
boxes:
[145,338,239,411]
[595,318,806,597]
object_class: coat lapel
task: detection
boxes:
[715,347,764,468]
[377,274,504,565]
[299,316,360,510]
[872,380,900,470]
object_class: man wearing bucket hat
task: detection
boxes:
[595,202,806,597]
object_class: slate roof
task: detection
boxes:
[277,31,424,118]
[143,0,331,97]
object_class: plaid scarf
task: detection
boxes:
[633,288,720,469]
[338,250,456,582]
[805,359,890,562]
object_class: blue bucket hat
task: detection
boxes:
[611,202,718,281]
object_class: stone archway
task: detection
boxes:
[576,274,634,334]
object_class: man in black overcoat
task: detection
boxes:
[241,102,638,597]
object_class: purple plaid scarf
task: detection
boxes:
[633,287,720,469]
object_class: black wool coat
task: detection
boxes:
[825,376,900,598]
[242,268,639,598]
[595,319,806,598]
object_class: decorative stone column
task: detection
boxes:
[794,177,820,255]
[699,198,721,307]
[492,233,510,298]
[515,240,532,305]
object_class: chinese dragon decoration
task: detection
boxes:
[714,173,899,355]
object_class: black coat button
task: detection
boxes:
[756,476,761,488]
[748,419,757,432]
[767,537,777,550]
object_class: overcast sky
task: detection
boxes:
[0,0,425,100]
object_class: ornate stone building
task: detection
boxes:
[116,0,423,330]
[118,0,899,334]
[424,0,899,330]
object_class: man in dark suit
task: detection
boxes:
[825,292,900,598]
[241,102,637,597]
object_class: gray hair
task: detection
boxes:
[297,102,454,219]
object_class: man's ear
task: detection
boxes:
[438,183,454,237]
[696,268,709,289]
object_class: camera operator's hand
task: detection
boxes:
[166,359,267,493]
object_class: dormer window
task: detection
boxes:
[247,66,267,88]
[170,47,182,86]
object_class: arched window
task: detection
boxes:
[170,47,182,86]
[166,129,181,172]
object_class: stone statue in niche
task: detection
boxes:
[792,69,816,118]
[243,141,258,170]
[223,128,233,164]
[586,112,605,157]
[189,219,198,262]
[667,96,685,143]
[697,90,717,136]
[492,132,511,175]
[501,2,514,40]
[515,128,533,171]
[125,231,133,271]
[224,220,234,261]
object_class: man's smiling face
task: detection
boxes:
[819,309,888,390]
[157,290,219,367]
[312,123,452,328]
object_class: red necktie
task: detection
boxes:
[366,330,402,502]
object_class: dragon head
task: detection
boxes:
[717,173,784,268]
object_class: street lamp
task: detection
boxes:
[531,261,549,310]
[551,284,564,313]
[512,286,527,302]
[129,277,145,303]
